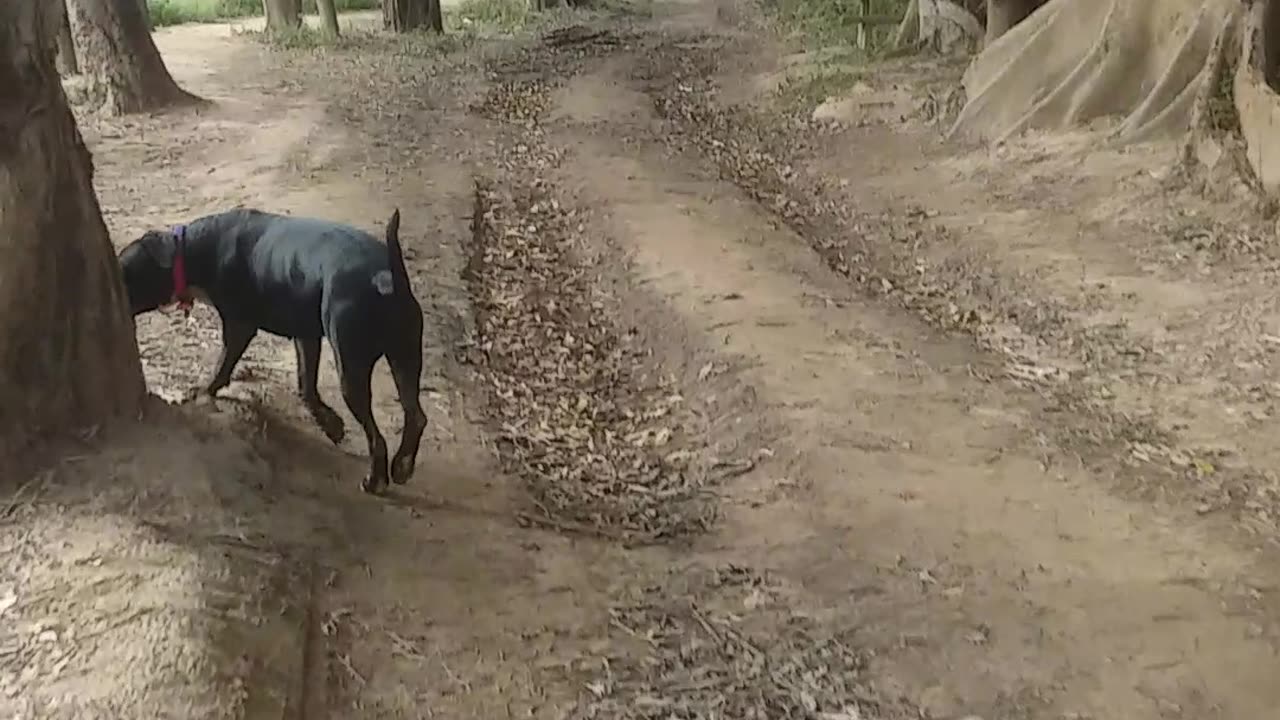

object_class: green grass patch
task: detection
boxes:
[763,0,906,52]
[248,21,480,55]
[774,64,864,109]
[450,0,533,33]
[148,0,380,27]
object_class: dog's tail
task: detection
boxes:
[385,208,412,298]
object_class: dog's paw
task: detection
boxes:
[390,454,415,485]
[316,409,345,445]
[360,472,388,495]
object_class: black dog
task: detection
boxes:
[118,208,427,494]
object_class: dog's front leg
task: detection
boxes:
[193,318,257,400]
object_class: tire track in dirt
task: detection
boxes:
[537,31,1280,720]
[465,36,922,718]
[637,35,1280,557]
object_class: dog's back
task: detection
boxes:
[190,209,412,341]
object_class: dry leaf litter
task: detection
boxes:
[563,563,914,720]
[464,34,724,541]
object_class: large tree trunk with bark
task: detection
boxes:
[68,0,198,114]
[56,0,78,75]
[984,0,1049,46]
[264,0,303,31]
[951,0,1244,145]
[384,0,441,32]
[0,0,146,458]
[427,0,443,34]
[317,0,341,36]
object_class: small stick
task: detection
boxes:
[337,653,366,687]
[689,604,722,644]
[608,612,658,648]
[3,469,53,519]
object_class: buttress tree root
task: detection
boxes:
[949,0,1240,145]
[949,0,1280,196]
[0,0,146,457]
[69,0,202,114]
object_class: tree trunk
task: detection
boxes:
[427,0,443,33]
[317,0,340,36]
[68,0,198,115]
[56,0,79,75]
[0,0,146,457]
[984,0,1048,46]
[384,0,429,32]
[263,0,303,31]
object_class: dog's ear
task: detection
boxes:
[137,230,177,269]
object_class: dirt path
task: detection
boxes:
[44,3,1280,719]
[546,49,1280,719]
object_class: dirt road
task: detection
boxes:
[12,1,1280,718]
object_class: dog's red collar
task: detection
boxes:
[170,225,193,314]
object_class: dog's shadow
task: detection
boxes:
[179,392,509,521]
[183,392,366,469]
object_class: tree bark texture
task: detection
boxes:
[0,0,146,455]
[317,0,341,36]
[264,0,303,31]
[1261,0,1280,91]
[56,0,78,75]
[384,0,432,32]
[68,0,197,115]
[984,0,1048,46]
[427,0,443,34]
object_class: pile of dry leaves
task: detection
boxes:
[466,174,714,542]
[564,564,910,720]
[460,29,732,542]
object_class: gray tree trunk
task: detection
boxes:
[317,0,340,36]
[984,0,1048,46]
[427,0,443,34]
[263,0,303,31]
[68,0,198,114]
[0,0,146,457]
[56,0,79,75]
[384,0,438,32]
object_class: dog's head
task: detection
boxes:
[117,230,180,316]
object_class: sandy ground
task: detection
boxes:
[6,1,1280,718]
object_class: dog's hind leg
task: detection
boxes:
[198,318,257,398]
[387,340,427,486]
[333,344,388,494]
[294,338,345,445]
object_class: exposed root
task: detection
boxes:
[950,0,1240,145]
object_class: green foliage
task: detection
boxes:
[764,0,908,52]
[147,0,380,27]
[774,64,863,109]
[451,0,533,33]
